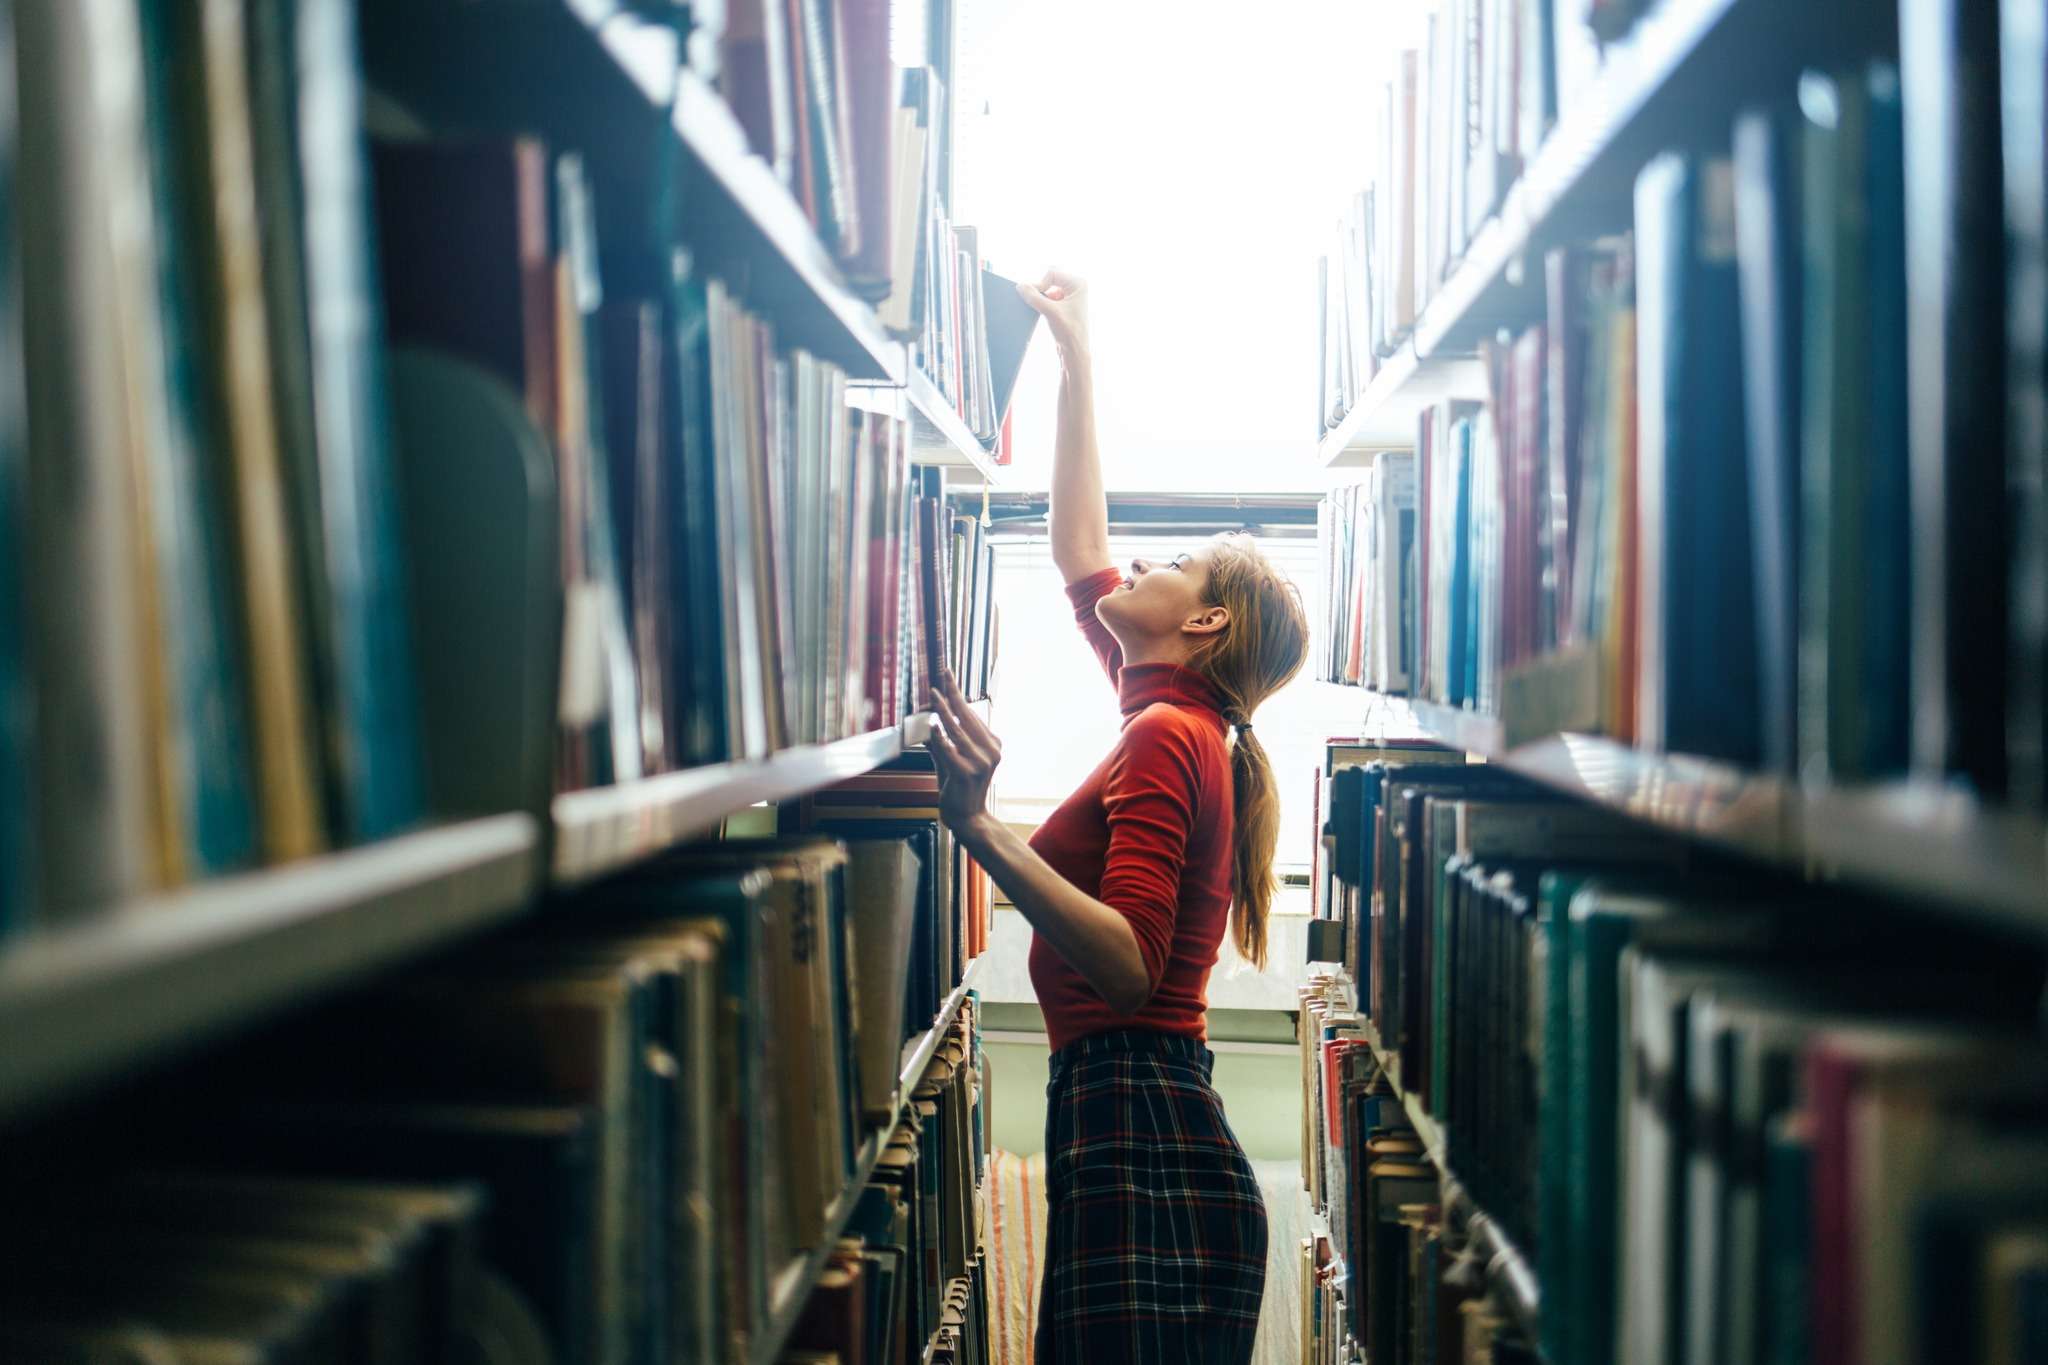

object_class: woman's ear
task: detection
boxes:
[1182,604,1230,638]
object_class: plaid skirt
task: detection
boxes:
[1035,1029,1268,1364]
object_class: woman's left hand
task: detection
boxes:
[928,673,1001,834]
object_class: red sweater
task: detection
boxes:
[1027,567,1236,1053]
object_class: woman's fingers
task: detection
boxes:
[940,675,1001,754]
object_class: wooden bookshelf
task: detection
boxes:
[1356,693,2048,935]
[752,952,984,1365]
[553,715,939,885]
[1320,0,1803,446]
[0,815,540,1123]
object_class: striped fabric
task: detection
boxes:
[1035,1030,1269,1364]
[986,1148,1049,1364]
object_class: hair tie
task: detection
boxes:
[1227,711,1251,733]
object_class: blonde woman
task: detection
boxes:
[929,270,1310,1364]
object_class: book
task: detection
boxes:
[18,0,177,914]
[1900,0,2013,797]
[1633,151,1760,765]
[257,0,424,845]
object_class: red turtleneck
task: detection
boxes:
[1026,566,1237,1053]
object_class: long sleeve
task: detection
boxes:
[1098,708,1204,995]
[1063,565,1126,688]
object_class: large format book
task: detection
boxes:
[1633,151,1760,765]
[1900,0,2013,797]
[17,0,173,913]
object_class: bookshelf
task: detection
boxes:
[1353,693,2048,934]
[1321,0,1806,451]
[1351,1010,1538,1346]
[553,714,939,885]
[753,952,984,1365]
[851,376,1007,481]
[1320,350,1487,466]
[0,816,539,1122]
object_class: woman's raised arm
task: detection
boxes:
[1019,270,1111,584]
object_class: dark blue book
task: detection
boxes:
[1858,65,1914,780]
[1635,151,1761,765]
[1733,100,1804,777]
[1900,0,2012,796]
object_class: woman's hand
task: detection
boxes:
[927,673,1002,837]
[1017,269,1089,356]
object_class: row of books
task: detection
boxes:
[1311,746,2048,1365]
[711,0,936,310]
[0,0,430,935]
[1324,46,2048,807]
[704,0,1015,464]
[1318,462,1417,691]
[1298,984,1534,1365]
[1317,0,1657,429]
[0,827,986,1365]
[0,0,1007,947]
[781,1009,991,1365]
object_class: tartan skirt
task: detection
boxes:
[1035,1029,1268,1364]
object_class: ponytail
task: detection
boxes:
[1187,534,1311,972]
[1226,720,1280,968]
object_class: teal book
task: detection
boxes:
[1446,419,1474,707]
[663,254,732,765]
[135,0,260,875]
[272,0,424,840]
[1761,1115,1810,1365]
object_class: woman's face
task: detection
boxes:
[1095,547,1220,648]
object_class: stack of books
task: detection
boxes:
[1305,749,2046,1365]
[3,832,988,1364]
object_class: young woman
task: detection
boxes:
[927,270,1311,1364]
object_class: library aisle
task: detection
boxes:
[1304,0,2048,1361]
[6,0,2048,1359]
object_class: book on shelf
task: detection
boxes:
[3,0,447,937]
[1309,752,2045,1365]
[40,828,991,1365]
[1322,5,2048,804]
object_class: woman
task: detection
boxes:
[927,270,1311,1364]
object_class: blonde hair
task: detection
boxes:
[1185,533,1310,969]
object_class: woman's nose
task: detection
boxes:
[1130,558,1151,577]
